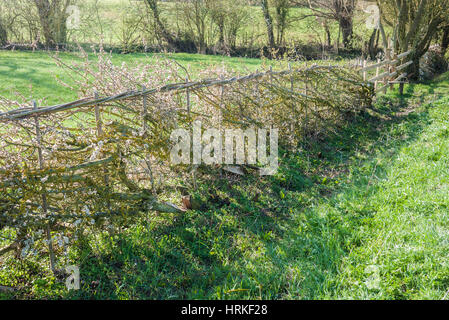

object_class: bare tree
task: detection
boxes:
[378,0,449,79]
[261,0,276,48]
[1,0,40,45]
[293,0,356,49]
[32,0,73,47]
[207,0,226,46]
[317,16,332,47]
[144,0,179,50]
[260,0,291,49]
[272,0,290,45]
[0,1,7,45]
[206,0,248,52]
[0,16,7,46]
[180,0,210,54]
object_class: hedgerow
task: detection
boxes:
[0,47,372,270]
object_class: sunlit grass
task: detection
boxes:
[0,50,268,105]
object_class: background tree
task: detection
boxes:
[367,27,380,60]
[207,0,226,47]
[272,0,291,46]
[32,0,73,48]
[378,0,449,79]
[3,0,40,45]
[206,0,248,53]
[293,0,356,49]
[0,16,7,46]
[261,0,276,49]
[144,0,179,50]
[260,0,291,50]
[180,0,210,54]
[335,0,355,48]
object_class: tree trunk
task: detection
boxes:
[441,26,449,55]
[339,16,353,49]
[33,0,69,48]
[145,0,178,50]
[0,18,7,46]
[54,10,68,45]
[332,0,355,49]
[368,29,378,60]
[218,20,225,46]
[409,55,421,81]
[34,0,56,47]
[408,18,441,81]
[323,21,331,47]
[261,0,275,49]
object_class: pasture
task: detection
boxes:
[0,50,267,105]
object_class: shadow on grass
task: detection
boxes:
[1,80,434,300]
[0,56,76,104]
[54,83,435,300]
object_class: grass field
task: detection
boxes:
[0,50,269,105]
[0,49,358,107]
[2,44,449,298]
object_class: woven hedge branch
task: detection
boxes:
[0,54,373,262]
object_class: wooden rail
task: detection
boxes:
[0,64,344,122]
[358,50,412,94]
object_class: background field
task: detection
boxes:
[0,50,269,105]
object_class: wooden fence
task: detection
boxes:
[0,56,406,125]
[0,63,371,265]
[0,64,337,121]
[357,50,413,94]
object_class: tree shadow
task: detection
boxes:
[58,82,433,300]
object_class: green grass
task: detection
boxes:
[2,61,449,299]
[0,50,267,105]
[322,80,449,299]
[1,49,355,107]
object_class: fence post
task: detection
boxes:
[383,52,389,94]
[185,78,197,190]
[390,51,397,91]
[142,86,155,193]
[289,63,294,91]
[255,69,261,121]
[289,63,295,135]
[186,77,191,120]
[219,74,224,129]
[363,60,367,81]
[94,91,110,192]
[375,58,380,90]
[94,91,103,136]
[304,64,309,140]
[142,85,148,133]
[33,100,56,273]
[399,69,405,96]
